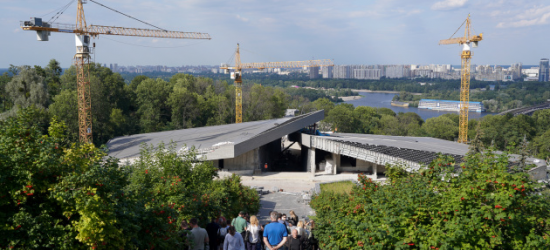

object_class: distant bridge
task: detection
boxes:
[498,102,550,116]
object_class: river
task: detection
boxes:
[344,92,492,121]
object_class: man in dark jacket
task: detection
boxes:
[205,217,220,250]
[286,229,305,250]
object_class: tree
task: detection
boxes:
[0,72,12,112]
[376,107,396,117]
[352,106,379,134]
[45,59,63,98]
[532,109,550,136]
[136,78,172,133]
[312,98,335,117]
[55,63,134,145]
[128,75,149,91]
[396,112,423,136]
[168,86,199,129]
[327,104,356,132]
[3,66,49,117]
[311,151,550,249]
[1,108,261,249]
[423,115,458,141]
[530,129,550,160]
[49,89,79,142]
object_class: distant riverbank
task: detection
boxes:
[350,89,422,95]
[345,91,492,121]
[339,95,363,101]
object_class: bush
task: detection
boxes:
[0,108,260,249]
[310,151,550,249]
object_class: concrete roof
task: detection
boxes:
[323,133,547,169]
[107,110,324,161]
[327,133,469,156]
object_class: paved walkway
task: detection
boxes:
[257,192,314,225]
[242,172,387,225]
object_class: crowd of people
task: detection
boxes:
[182,210,319,250]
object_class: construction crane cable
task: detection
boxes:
[448,18,467,40]
[102,36,207,48]
[41,0,74,19]
[47,0,76,23]
[89,0,167,31]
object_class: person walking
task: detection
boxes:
[224,226,245,250]
[218,219,229,250]
[189,218,209,250]
[206,217,221,250]
[232,211,248,234]
[279,214,289,229]
[287,211,298,228]
[246,215,261,250]
[285,229,305,250]
[295,221,309,239]
[263,211,288,250]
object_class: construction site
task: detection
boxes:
[20,2,549,181]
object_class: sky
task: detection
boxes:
[1,0,550,68]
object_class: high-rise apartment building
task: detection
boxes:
[322,66,333,79]
[353,69,381,80]
[309,66,319,79]
[385,66,405,78]
[539,58,549,82]
[333,65,351,79]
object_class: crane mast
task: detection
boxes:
[235,44,243,124]
[220,44,334,123]
[439,15,483,144]
[21,0,211,143]
[75,0,93,143]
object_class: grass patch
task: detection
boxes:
[320,181,354,194]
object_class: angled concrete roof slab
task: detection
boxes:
[107,110,324,161]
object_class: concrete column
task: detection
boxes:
[332,153,341,175]
[309,147,316,175]
[372,163,378,180]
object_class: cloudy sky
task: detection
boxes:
[1,0,549,68]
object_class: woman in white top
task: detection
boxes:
[296,221,309,239]
[245,215,261,250]
[223,226,245,250]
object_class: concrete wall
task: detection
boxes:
[338,159,386,174]
[224,148,260,171]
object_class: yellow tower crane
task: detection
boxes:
[220,44,334,123]
[21,0,211,143]
[439,15,482,144]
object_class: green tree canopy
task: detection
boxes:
[423,115,459,141]
[3,66,49,117]
[311,151,550,249]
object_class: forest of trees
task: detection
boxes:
[0,60,309,145]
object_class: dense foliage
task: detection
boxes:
[1,61,293,146]
[310,151,550,249]
[0,108,260,249]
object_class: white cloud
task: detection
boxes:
[496,5,550,28]
[431,0,468,11]
[236,14,249,22]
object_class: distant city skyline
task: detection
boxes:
[2,0,550,68]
